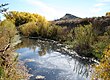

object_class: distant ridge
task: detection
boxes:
[58,13,79,20]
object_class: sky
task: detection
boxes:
[0,0,110,20]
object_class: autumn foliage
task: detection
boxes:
[92,44,110,80]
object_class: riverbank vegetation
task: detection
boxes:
[0,19,29,79]
[4,11,110,59]
[92,44,110,80]
[0,9,110,80]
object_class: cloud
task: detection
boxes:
[91,7,102,13]
[90,0,108,13]
[97,0,110,2]
[25,0,63,20]
[90,4,103,13]
[94,3,106,7]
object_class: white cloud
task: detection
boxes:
[90,0,107,13]
[94,3,106,7]
[97,0,110,2]
[90,4,103,13]
[25,0,63,20]
[90,7,102,13]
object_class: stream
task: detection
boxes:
[15,38,93,80]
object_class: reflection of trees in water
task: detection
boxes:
[72,58,92,78]
[65,56,92,78]
[15,38,92,78]
[47,45,92,78]
[42,53,92,78]
[38,47,47,56]
[15,38,58,56]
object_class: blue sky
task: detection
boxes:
[0,0,110,20]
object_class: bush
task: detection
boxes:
[92,35,110,59]
[0,20,28,80]
[0,20,17,49]
[106,12,110,16]
[19,21,50,37]
[19,21,69,41]
[92,44,110,80]
[72,24,95,56]
[106,26,110,36]
[19,22,37,37]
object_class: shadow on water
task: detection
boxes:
[15,38,93,80]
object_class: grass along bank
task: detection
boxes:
[0,20,29,80]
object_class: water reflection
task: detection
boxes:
[15,38,93,80]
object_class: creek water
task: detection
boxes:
[15,38,93,80]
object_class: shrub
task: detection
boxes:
[19,22,37,37]
[92,44,110,80]
[0,20,17,48]
[92,35,110,59]
[106,12,110,16]
[106,26,110,36]
[72,24,95,56]
[19,21,50,37]
[0,20,28,80]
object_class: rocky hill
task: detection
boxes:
[52,14,110,29]
[52,14,89,27]
[58,13,79,20]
